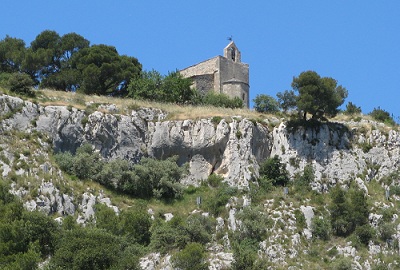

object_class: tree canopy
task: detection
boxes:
[292,70,348,120]
[0,30,141,94]
[253,94,279,113]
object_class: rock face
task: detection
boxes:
[0,95,270,188]
[4,94,400,268]
[2,94,400,191]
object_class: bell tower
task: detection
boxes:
[223,41,241,63]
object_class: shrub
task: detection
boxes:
[332,256,353,270]
[231,238,258,270]
[379,222,395,242]
[329,186,369,237]
[355,224,375,246]
[119,206,151,245]
[8,72,35,97]
[205,183,238,216]
[312,217,331,240]
[50,227,126,270]
[171,242,208,270]
[207,173,224,188]
[235,206,271,241]
[202,91,243,109]
[253,94,279,113]
[344,102,361,115]
[294,164,314,191]
[259,155,289,186]
[369,107,395,125]
[124,156,186,199]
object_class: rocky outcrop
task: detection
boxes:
[0,94,271,188]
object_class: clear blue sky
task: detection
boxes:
[1,1,399,118]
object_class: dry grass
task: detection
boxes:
[32,88,274,121]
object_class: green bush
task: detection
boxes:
[379,222,395,242]
[119,206,152,245]
[123,156,186,199]
[205,183,238,216]
[344,102,362,115]
[8,72,35,97]
[202,91,243,109]
[234,206,271,242]
[127,70,196,104]
[329,186,369,237]
[311,217,331,240]
[332,256,353,270]
[50,227,132,270]
[231,238,259,270]
[207,173,224,188]
[171,242,208,270]
[369,107,395,125]
[294,164,314,191]
[259,155,289,187]
[253,94,279,113]
[355,224,375,246]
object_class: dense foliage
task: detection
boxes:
[258,155,290,187]
[252,94,279,113]
[369,107,395,125]
[55,144,187,199]
[292,70,348,120]
[0,30,140,95]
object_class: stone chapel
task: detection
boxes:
[180,41,249,107]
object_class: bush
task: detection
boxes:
[369,107,395,125]
[259,155,289,186]
[344,102,362,115]
[123,156,186,199]
[355,224,375,246]
[119,206,152,245]
[171,242,208,270]
[207,173,224,188]
[379,222,395,242]
[8,72,35,96]
[253,94,279,113]
[329,186,369,237]
[205,183,238,216]
[312,217,331,240]
[202,91,243,109]
[294,164,314,191]
[50,227,129,270]
[234,206,271,242]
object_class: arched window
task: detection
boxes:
[230,47,236,61]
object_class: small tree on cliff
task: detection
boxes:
[292,70,348,120]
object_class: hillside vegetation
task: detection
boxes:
[1,87,400,270]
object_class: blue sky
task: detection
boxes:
[1,1,399,118]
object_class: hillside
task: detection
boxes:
[1,89,400,269]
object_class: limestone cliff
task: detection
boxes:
[2,93,400,269]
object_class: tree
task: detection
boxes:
[0,35,26,73]
[344,102,361,115]
[127,69,164,101]
[72,44,141,95]
[276,90,297,112]
[329,186,369,237]
[162,71,196,104]
[40,32,89,91]
[252,94,279,113]
[292,70,348,120]
[259,155,289,186]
